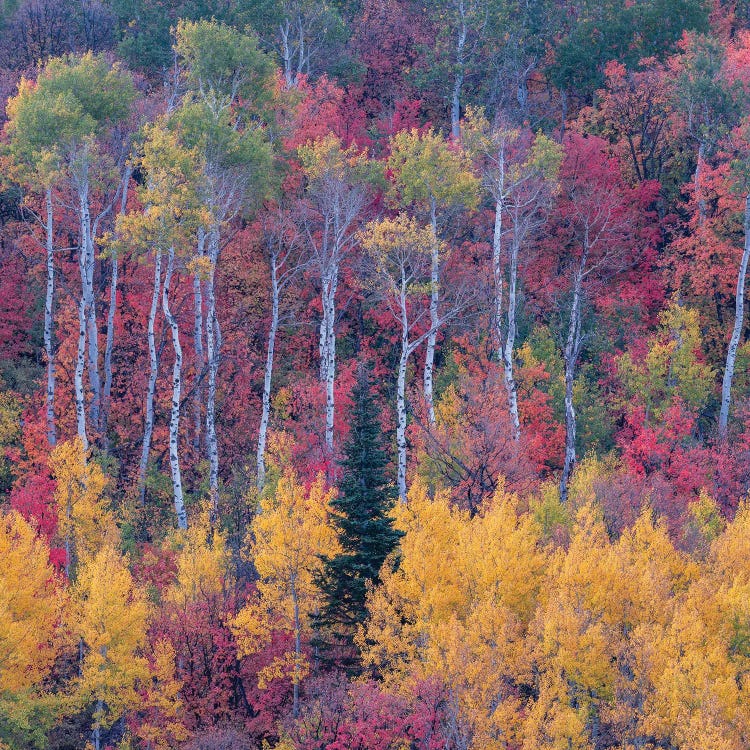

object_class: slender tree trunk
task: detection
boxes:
[397,334,410,504]
[296,16,307,80]
[162,246,187,530]
[44,187,56,446]
[192,227,206,451]
[280,18,294,88]
[451,70,464,141]
[101,250,118,442]
[560,271,583,502]
[79,174,101,434]
[325,273,337,454]
[502,231,521,441]
[101,167,131,440]
[257,252,280,492]
[205,226,222,523]
[424,197,439,425]
[491,166,521,439]
[75,256,89,452]
[92,700,102,750]
[319,266,338,454]
[719,194,750,439]
[292,582,301,719]
[138,248,162,507]
[492,178,504,354]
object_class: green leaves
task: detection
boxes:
[173,20,278,215]
[175,19,275,112]
[4,53,135,187]
[387,128,479,213]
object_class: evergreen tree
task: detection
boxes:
[313,363,403,667]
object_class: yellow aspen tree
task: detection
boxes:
[524,505,618,750]
[642,503,750,749]
[164,511,230,611]
[0,511,61,692]
[231,471,338,718]
[0,510,64,747]
[49,437,111,577]
[362,480,548,749]
[73,544,149,750]
[601,509,695,746]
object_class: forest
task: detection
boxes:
[2,0,750,748]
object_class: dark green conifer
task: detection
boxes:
[314,364,403,667]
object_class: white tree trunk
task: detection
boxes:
[450,0,467,140]
[719,194,750,439]
[205,226,222,522]
[319,267,338,454]
[138,248,162,507]
[101,167,131,440]
[44,187,56,446]
[492,184,504,352]
[75,254,89,452]
[280,19,294,88]
[424,198,439,425]
[560,272,583,503]
[162,246,187,530]
[79,175,101,434]
[502,232,521,441]
[192,227,206,451]
[396,337,409,504]
[257,252,280,492]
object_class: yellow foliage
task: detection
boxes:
[387,128,479,211]
[74,543,149,731]
[232,471,338,692]
[361,479,547,747]
[165,511,230,609]
[49,437,112,571]
[566,454,615,511]
[297,133,375,185]
[359,483,750,748]
[0,511,62,693]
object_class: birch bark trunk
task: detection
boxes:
[397,333,410,503]
[502,229,521,441]
[101,167,131,440]
[138,248,162,507]
[192,227,206,451]
[424,197,439,425]
[205,226,222,522]
[162,246,187,530]
[256,250,280,491]
[560,270,583,503]
[78,170,102,433]
[319,266,338,454]
[44,187,56,446]
[719,194,750,439]
[75,254,89,451]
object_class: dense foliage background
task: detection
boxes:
[2,1,750,748]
